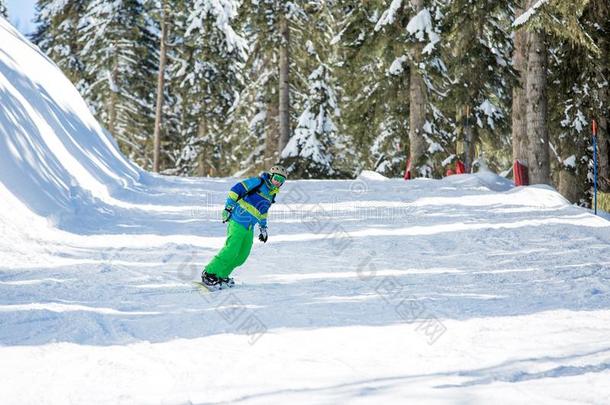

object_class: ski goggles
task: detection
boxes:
[271,173,286,186]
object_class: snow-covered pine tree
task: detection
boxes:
[513,0,594,185]
[374,0,449,178]
[243,0,288,167]
[277,0,349,178]
[32,0,88,88]
[171,0,247,176]
[161,0,198,175]
[547,0,610,204]
[512,0,528,174]
[281,64,338,178]
[78,0,158,168]
[151,0,170,173]
[443,0,515,173]
[332,1,409,177]
[593,0,610,199]
[513,0,597,50]
[548,41,591,203]
[222,55,273,176]
[228,0,311,175]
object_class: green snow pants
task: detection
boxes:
[204,220,254,278]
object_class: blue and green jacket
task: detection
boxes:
[226,172,279,230]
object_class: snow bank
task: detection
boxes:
[442,170,514,193]
[357,170,389,181]
[0,18,147,226]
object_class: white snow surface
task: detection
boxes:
[357,170,389,181]
[2,17,610,405]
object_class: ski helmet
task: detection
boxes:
[269,165,288,179]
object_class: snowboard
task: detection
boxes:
[192,280,235,293]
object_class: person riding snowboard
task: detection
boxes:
[201,165,288,289]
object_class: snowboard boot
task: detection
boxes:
[201,271,221,288]
[220,277,235,288]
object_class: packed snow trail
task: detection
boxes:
[2,173,610,404]
[2,16,610,405]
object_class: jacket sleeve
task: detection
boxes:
[226,177,261,208]
[259,217,267,229]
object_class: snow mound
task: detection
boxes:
[507,184,572,209]
[357,170,389,181]
[0,18,147,227]
[442,170,514,192]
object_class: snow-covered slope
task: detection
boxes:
[0,18,208,232]
[1,171,609,404]
[1,17,610,405]
[0,18,141,219]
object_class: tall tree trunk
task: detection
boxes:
[558,135,585,203]
[463,106,475,172]
[598,27,610,193]
[599,92,610,193]
[278,12,290,156]
[265,102,280,166]
[196,118,209,176]
[108,58,119,137]
[512,1,528,169]
[525,11,550,185]
[153,1,168,173]
[558,171,580,203]
[408,0,428,177]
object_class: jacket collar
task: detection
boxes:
[261,172,279,193]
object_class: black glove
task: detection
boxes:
[258,227,268,243]
[222,206,233,223]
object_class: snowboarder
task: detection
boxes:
[201,165,288,289]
